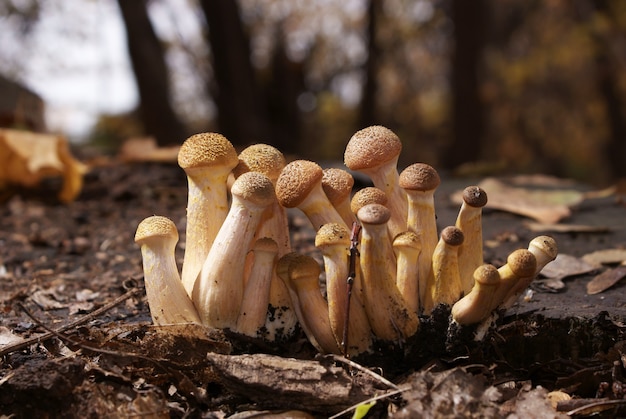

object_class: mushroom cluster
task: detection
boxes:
[135,127,558,357]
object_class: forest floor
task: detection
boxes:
[1,158,626,418]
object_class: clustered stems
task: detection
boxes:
[136,127,558,356]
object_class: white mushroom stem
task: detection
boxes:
[276,160,346,231]
[357,204,419,341]
[344,126,407,239]
[399,163,441,310]
[455,186,488,295]
[490,249,537,311]
[193,172,275,328]
[322,168,357,227]
[236,238,278,338]
[501,236,558,309]
[135,216,200,325]
[316,223,372,356]
[426,226,464,313]
[177,133,239,295]
[451,264,500,325]
[393,231,421,314]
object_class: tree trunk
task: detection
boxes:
[117,0,187,146]
[359,0,382,129]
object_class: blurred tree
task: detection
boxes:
[359,0,383,128]
[117,0,187,146]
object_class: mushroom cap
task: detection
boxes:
[253,237,279,254]
[177,132,238,171]
[275,160,324,208]
[344,126,402,171]
[276,252,301,283]
[289,255,322,283]
[506,249,537,278]
[462,186,488,208]
[398,163,441,192]
[357,203,391,225]
[441,226,464,246]
[393,231,421,249]
[315,223,350,248]
[350,187,388,215]
[473,264,500,286]
[233,144,286,182]
[231,171,276,207]
[528,235,558,260]
[135,216,178,244]
[322,168,354,205]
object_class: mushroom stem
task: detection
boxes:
[393,231,422,314]
[357,204,419,342]
[425,226,464,313]
[193,172,275,328]
[490,249,537,311]
[451,264,500,325]
[455,186,488,295]
[316,223,372,356]
[135,216,200,325]
[322,168,357,227]
[235,238,278,338]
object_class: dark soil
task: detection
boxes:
[1,159,626,418]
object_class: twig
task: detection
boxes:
[342,222,361,356]
[328,386,408,419]
[0,286,143,357]
[327,353,399,391]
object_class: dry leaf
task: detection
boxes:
[586,266,626,295]
[0,326,22,347]
[525,222,611,234]
[0,129,87,202]
[582,249,626,267]
[539,254,597,280]
[118,137,180,163]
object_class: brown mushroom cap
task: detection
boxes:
[135,216,178,243]
[322,168,354,205]
[441,226,464,246]
[399,163,441,192]
[177,132,238,170]
[231,171,276,207]
[357,203,391,225]
[276,252,301,284]
[289,254,322,282]
[344,126,402,171]
[350,187,388,215]
[233,144,286,182]
[393,231,421,249]
[473,264,500,286]
[253,236,279,254]
[275,160,324,208]
[506,249,538,278]
[462,186,488,208]
[315,223,350,248]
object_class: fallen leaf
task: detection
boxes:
[586,266,626,295]
[525,222,611,234]
[582,249,626,267]
[539,254,597,281]
[0,326,22,347]
[118,137,180,163]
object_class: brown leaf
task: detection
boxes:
[539,254,597,280]
[586,266,626,295]
[582,249,626,266]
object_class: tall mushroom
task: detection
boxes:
[193,172,275,328]
[393,231,422,314]
[451,264,500,325]
[344,126,407,238]
[425,226,464,313]
[357,204,419,342]
[177,132,239,295]
[399,163,441,309]
[322,168,357,227]
[455,186,488,295]
[135,216,200,325]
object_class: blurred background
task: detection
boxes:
[0,0,624,185]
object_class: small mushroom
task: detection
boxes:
[177,133,239,295]
[399,163,441,309]
[276,160,346,231]
[322,168,357,227]
[344,126,407,238]
[350,187,388,217]
[490,249,537,311]
[357,204,419,342]
[235,237,278,338]
[455,186,488,295]
[451,264,500,325]
[393,231,421,314]
[425,226,464,313]
[193,172,276,328]
[135,216,200,325]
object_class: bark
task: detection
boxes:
[117,0,187,146]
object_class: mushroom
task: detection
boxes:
[357,204,419,341]
[501,236,558,309]
[275,160,346,231]
[350,186,388,217]
[451,264,500,325]
[455,186,488,295]
[233,143,297,340]
[344,126,407,238]
[193,172,276,328]
[322,168,357,227]
[315,223,372,356]
[393,231,422,314]
[490,249,537,311]
[282,254,341,354]
[235,237,278,338]
[398,163,441,309]
[177,132,239,295]
[425,226,464,313]
[135,216,200,325]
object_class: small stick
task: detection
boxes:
[342,222,361,357]
[328,353,399,391]
[0,286,143,357]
